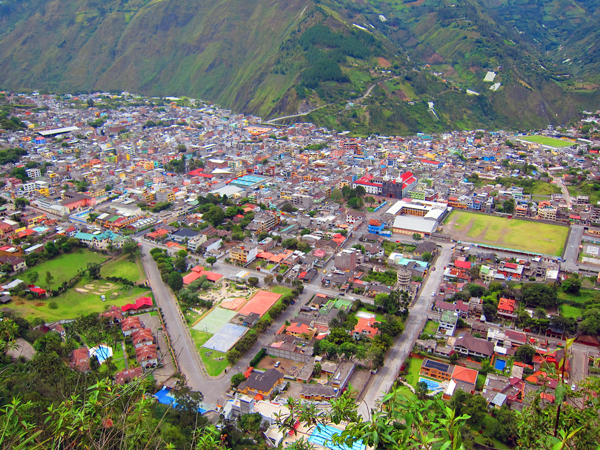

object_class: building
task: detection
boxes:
[61,191,96,211]
[497,297,517,319]
[71,347,90,372]
[454,332,495,358]
[420,358,453,381]
[438,310,458,337]
[352,317,378,339]
[334,249,357,271]
[230,244,258,265]
[300,385,338,401]
[238,368,284,400]
[25,168,41,178]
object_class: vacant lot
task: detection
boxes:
[444,211,568,256]
[518,135,574,148]
[21,249,108,286]
[101,256,145,282]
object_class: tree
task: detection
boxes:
[491,406,518,446]
[482,303,497,321]
[177,249,188,258]
[562,276,581,295]
[45,271,54,289]
[122,241,139,256]
[281,203,295,213]
[534,307,547,319]
[87,263,101,279]
[231,373,246,388]
[14,198,29,209]
[468,283,485,298]
[300,228,311,236]
[522,283,557,308]
[412,233,422,241]
[330,188,343,202]
[206,257,217,268]
[27,271,39,285]
[313,362,322,377]
[347,197,363,209]
[421,251,432,262]
[416,381,429,399]
[264,275,274,286]
[579,308,600,335]
[515,344,536,364]
[1,263,11,274]
[247,277,259,287]
[282,238,297,249]
[44,241,60,259]
[174,257,187,272]
[503,198,515,214]
[168,272,183,291]
[276,274,284,283]
[355,185,366,197]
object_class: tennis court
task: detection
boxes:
[202,323,248,352]
[238,290,281,318]
[192,307,237,334]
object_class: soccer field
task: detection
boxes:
[445,211,568,256]
[518,136,574,148]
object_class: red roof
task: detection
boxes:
[454,260,472,269]
[122,296,153,312]
[452,366,478,385]
[30,287,46,295]
[505,262,518,269]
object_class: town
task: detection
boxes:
[1,91,600,449]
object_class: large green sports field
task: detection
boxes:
[444,211,568,256]
[517,136,574,148]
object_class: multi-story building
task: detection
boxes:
[334,249,357,271]
[230,244,258,265]
[25,168,41,178]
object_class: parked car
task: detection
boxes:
[274,361,281,368]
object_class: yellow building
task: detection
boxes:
[36,187,50,197]
[230,245,258,265]
[237,368,284,400]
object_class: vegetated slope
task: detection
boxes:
[0,0,599,134]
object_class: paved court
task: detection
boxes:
[238,290,282,317]
[202,323,248,352]
[192,307,237,334]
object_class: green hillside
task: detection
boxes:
[0,0,599,134]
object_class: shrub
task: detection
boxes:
[25,293,33,300]
[48,301,58,310]
[249,348,267,367]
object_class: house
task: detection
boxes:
[135,344,158,368]
[0,256,26,273]
[171,228,198,243]
[243,313,260,327]
[414,241,438,258]
[497,298,517,318]
[286,321,317,340]
[100,305,123,324]
[115,366,144,385]
[416,339,437,353]
[451,366,478,393]
[121,317,143,336]
[71,347,90,372]
[300,385,338,401]
[131,328,155,348]
[454,332,495,358]
[438,310,458,337]
[346,210,366,225]
[237,368,284,400]
[420,358,453,381]
[230,244,258,265]
[352,317,378,339]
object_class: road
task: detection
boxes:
[357,244,454,418]
[265,103,332,123]
[554,178,573,209]
[562,225,584,271]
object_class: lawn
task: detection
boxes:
[5,283,151,321]
[444,211,568,256]
[559,304,584,318]
[405,357,423,388]
[558,289,596,305]
[190,329,229,376]
[517,135,574,148]
[270,286,293,295]
[101,256,144,282]
[357,308,384,322]
[423,320,439,335]
[20,249,108,286]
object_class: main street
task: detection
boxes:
[357,243,454,418]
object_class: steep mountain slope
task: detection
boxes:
[0,0,599,134]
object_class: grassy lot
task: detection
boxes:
[476,374,487,391]
[21,249,108,286]
[518,135,574,148]
[270,286,293,295]
[405,357,423,388]
[101,256,144,282]
[6,283,151,321]
[357,308,384,322]
[531,181,561,195]
[560,304,584,318]
[558,289,596,305]
[444,211,568,256]
[190,329,228,376]
[112,344,127,371]
[423,320,439,335]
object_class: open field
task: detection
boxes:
[558,289,596,305]
[444,211,568,256]
[191,329,229,376]
[517,136,574,148]
[101,256,145,282]
[559,304,584,319]
[6,283,151,321]
[21,250,108,286]
[423,320,439,335]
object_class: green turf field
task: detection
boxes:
[191,329,228,376]
[20,249,108,286]
[445,211,568,256]
[518,136,574,148]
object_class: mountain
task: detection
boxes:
[0,0,599,134]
